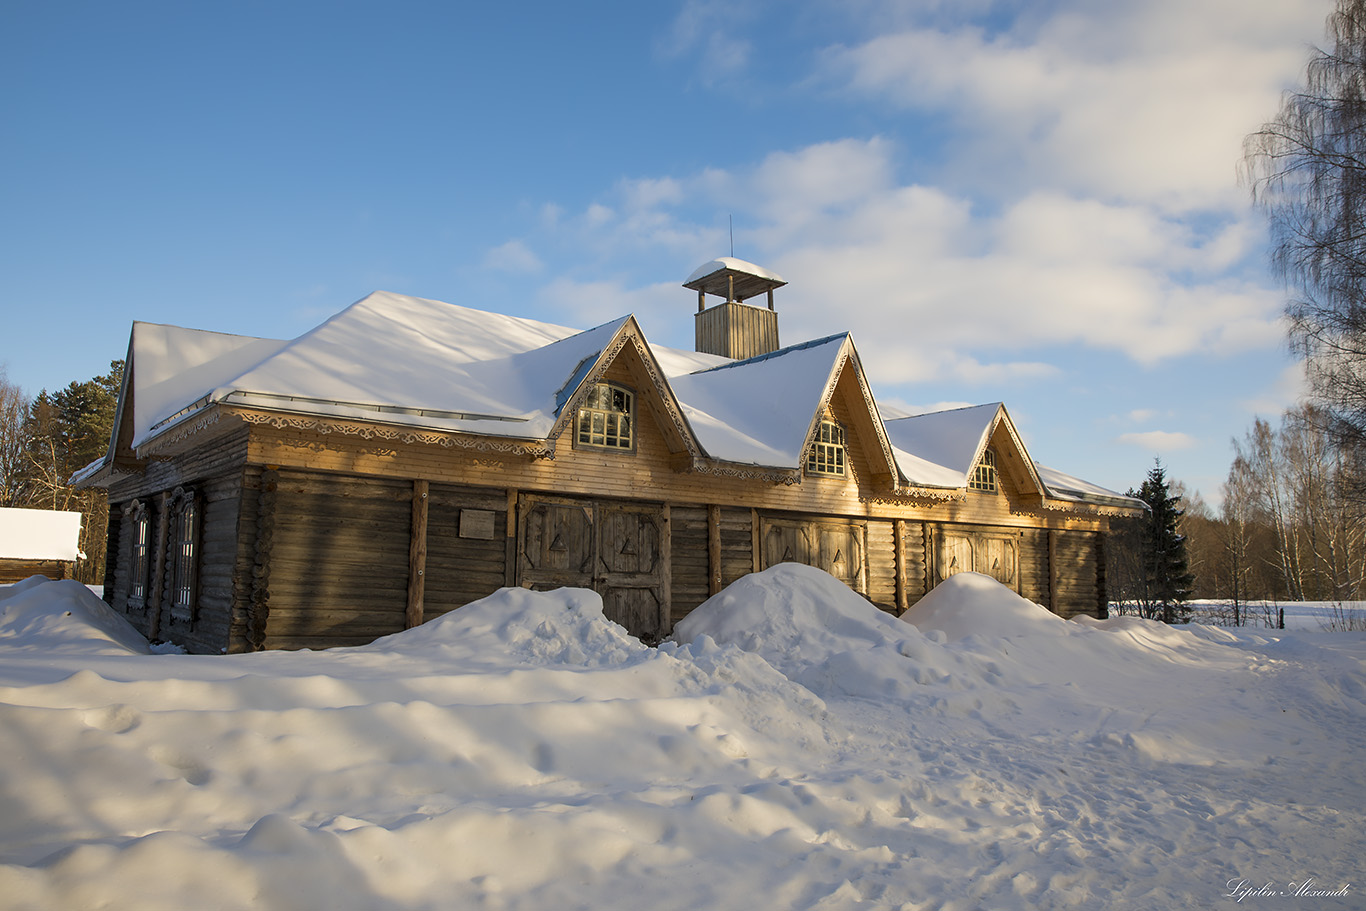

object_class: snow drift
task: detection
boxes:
[0,572,1362,911]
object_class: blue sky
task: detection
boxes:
[1,0,1334,501]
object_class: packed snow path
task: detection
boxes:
[0,569,1361,910]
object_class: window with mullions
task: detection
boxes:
[577,383,634,450]
[806,420,847,477]
[969,448,998,492]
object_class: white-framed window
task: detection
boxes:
[969,448,998,492]
[576,383,635,450]
[806,420,847,477]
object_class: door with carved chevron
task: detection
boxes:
[759,516,867,594]
[516,494,669,643]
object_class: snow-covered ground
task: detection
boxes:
[0,568,1361,910]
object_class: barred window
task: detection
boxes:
[168,487,199,621]
[576,383,634,450]
[969,448,998,492]
[806,420,846,477]
[129,500,151,606]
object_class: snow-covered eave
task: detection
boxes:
[133,399,560,461]
[1041,487,1147,514]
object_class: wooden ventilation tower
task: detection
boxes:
[684,257,787,360]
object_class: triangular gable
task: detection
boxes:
[546,315,702,459]
[884,403,1044,496]
[799,337,900,486]
[666,334,899,483]
[983,405,1046,498]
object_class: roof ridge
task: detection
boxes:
[689,332,849,375]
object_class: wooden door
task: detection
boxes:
[938,534,974,582]
[597,502,668,643]
[760,516,867,594]
[980,537,1017,587]
[518,497,595,589]
[517,495,668,643]
[935,529,1019,590]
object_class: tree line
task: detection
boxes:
[1107,0,1366,627]
[1108,408,1366,627]
[0,361,123,585]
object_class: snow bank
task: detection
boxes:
[902,570,1069,642]
[0,577,150,655]
[0,570,1362,910]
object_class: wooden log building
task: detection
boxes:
[77,259,1144,652]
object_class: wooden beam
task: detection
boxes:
[660,503,672,636]
[894,518,908,615]
[707,503,722,596]
[147,491,171,641]
[406,480,429,629]
[505,487,518,587]
[1048,529,1059,614]
[751,508,761,575]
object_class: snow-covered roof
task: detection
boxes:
[684,257,786,287]
[107,289,1134,506]
[1035,463,1145,510]
[669,335,848,467]
[883,404,1002,489]
[0,508,82,561]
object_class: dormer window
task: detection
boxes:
[806,420,847,477]
[577,383,635,450]
[969,448,998,492]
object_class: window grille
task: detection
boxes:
[129,501,150,605]
[577,383,634,450]
[806,420,846,477]
[969,448,998,492]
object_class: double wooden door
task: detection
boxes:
[759,516,867,593]
[517,495,669,643]
[935,529,1019,589]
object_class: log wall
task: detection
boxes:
[259,470,412,650]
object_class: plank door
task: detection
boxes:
[518,496,595,590]
[938,534,975,582]
[517,495,668,643]
[760,516,867,594]
[596,501,668,644]
[935,530,1019,590]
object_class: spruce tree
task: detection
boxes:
[1136,460,1195,623]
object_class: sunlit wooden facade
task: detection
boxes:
[82,260,1142,652]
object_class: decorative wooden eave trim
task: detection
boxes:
[694,460,803,485]
[135,405,227,459]
[234,408,556,458]
[863,486,967,506]
[1038,497,1145,518]
[547,315,705,460]
[800,336,902,493]
[137,403,556,460]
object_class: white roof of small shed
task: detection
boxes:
[0,508,82,561]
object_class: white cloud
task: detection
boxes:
[823,0,1322,208]
[1117,430,1199,451]
[484,240,543,274]
[534,134,1285,386]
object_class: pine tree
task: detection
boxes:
[1136,460,1195,624]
